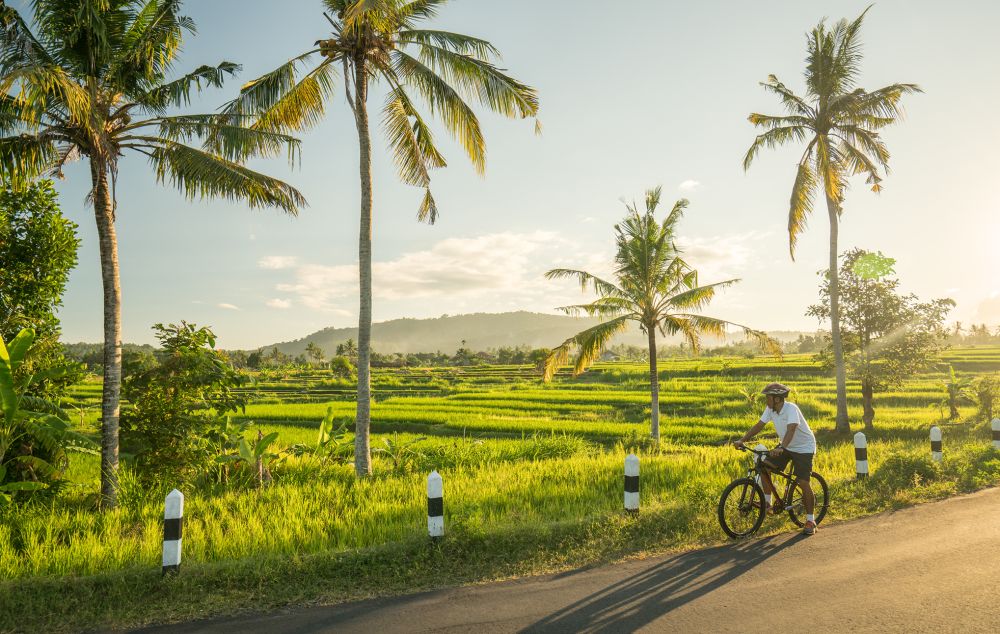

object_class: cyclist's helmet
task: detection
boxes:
[761,382,791,398]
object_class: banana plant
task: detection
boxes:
[0,329,95,506]
[287,406,353,466]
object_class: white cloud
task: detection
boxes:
[678,179,701,192]
[217,303,241,311]
[258,255,299,270]
[266,298,292,309]
[676,230,770,282]
[269,231,595,315]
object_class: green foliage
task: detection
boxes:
[964,373,1000,423]
[120,323,249,485]
[0,329,95,506]
[937,365,972,421]
[809,248,954,426]
[0,182,82,397]
[285,406,354,469]
[329,355,357,380]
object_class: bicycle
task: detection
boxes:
[717,446,829,539]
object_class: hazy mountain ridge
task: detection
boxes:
[262,311,811,356]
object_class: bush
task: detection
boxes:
[120,323,248,486]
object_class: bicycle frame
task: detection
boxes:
[745,449,798,508]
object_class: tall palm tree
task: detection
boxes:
[743,7,920,433]
[0,0,306,508]
[224,0,538,476]
[543,187,777,443]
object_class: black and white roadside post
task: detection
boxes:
[624,454,639,514]
[427,470,444,539]
[930,426,943,462]
[854,432,869,479]
[162,489,183,576]
[992,418,1000,450]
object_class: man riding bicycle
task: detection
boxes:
[734,383,818,535]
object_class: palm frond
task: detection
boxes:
[545,268,628,300]
[135,61,241,112]
[221,51,320,120]
[542,316,631,381]
[397,29,500,60]
[394,50,485,173]
[127,114,301,163]
[0,132,59,187]
[416,187,438,223]
[663,279,740,312]
[411,42,538,120]
[759,75,814,116]
[743,125,809,171]
[143,139,306,214]
[788,143,818,260]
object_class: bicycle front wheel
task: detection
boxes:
[718,477,766,539]
[787,472,829,527]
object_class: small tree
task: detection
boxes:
[121,323,248,485]
[0,182,81,397]
[808,249,953,429]
[544,187,777,442]
[965,374,1000,424]
[329,356,357,380]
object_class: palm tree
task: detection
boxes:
[225,0,538,476]
[0,1,306,508]
[742,7,920,433]
[543,187,777,443]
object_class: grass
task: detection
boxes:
[2,349,1000,633]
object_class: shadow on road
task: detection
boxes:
[521,533,800,633]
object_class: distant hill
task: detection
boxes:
[259,311,809,356]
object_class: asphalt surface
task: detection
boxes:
[137,487,1000,633]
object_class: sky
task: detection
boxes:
[22,0,1000,349]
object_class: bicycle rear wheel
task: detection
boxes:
[718,477,766,539]
[786,472,829,527]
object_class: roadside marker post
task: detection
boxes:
[162,489,184,576]
[854,432,869,479]
[992,418,1000,450]
[930,426,943,462]
[624,454,639,514]
[427,470,444,539]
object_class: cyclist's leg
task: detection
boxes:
[761,454,790,508]
[790,452,816,516]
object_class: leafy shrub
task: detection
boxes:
[120,323,249,486]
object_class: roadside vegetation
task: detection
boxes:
[3,349,1000,632]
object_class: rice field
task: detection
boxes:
[3,348,1000,632]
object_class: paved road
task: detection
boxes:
[139,487,1000,633]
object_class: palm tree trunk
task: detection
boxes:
[826,192,850,433]
[91,159,121,509]
[647,327,660,443]
[352,60,373,477]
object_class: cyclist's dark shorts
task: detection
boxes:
[764,450,814,480]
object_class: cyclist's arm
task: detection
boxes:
[779,423,798,449]
[738,420,767,444]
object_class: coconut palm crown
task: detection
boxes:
[225,0,539,475]
[0,0,307,508]
[543,187,778,442]
[742,6,920,432]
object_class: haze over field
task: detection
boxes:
[34,0,1000,349]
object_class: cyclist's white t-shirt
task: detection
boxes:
[760,402,816,454]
